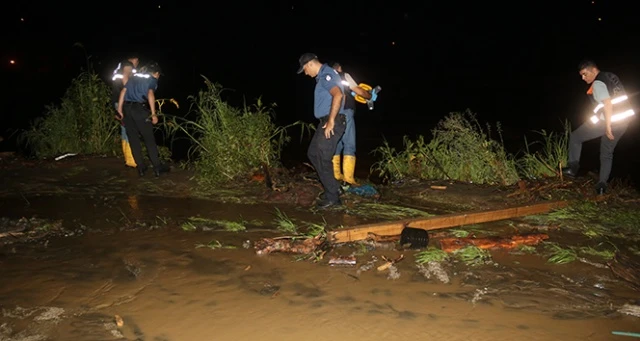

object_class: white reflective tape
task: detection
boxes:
[590,109,635,124]
[612,109,635,122]
[134,73,150,78]
[592,95,629,113]
[341,80,349,86]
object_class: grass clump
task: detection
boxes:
[526,200,640,238]
[19,72,118,158]
[371,110,519,186]
[415,247,449,264]
[516,120,570,179]
[166,77,309,186]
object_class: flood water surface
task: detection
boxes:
[0,212,637,340]
[1,157,639,340]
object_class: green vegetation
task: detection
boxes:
[371,110,571,185]
[19,72,118,158]
[517,121,570,179]
[164,77,310,186]
[525,200,640,238]
[371,111,519,185]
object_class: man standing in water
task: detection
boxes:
[297,53,346,208]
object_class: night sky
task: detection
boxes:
[2,1,639,163]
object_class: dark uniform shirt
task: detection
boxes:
[124,74,158,103]
[314,64,344,119]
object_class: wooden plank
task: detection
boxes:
[329,200,568,243]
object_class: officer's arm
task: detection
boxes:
[122,66,133,85]
[147,89,156,117]
[345,73,371,99]
[603,97,613,127]
[328,86,343,122]
[117,88,127,116]
[351,86,372,100]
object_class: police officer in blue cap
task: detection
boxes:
[298,53,346,209]
[116,61,169,177]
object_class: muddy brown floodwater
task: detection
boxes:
[0,155,638,340]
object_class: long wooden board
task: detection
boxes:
[329,200,568,243]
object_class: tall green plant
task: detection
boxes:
[19,72,117,158]
[371,111,520,185]
[165,77,310,186]
[517,120,570,179]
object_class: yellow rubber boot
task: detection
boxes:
[332,155,343,181]
[342,155,359,185]
[122,139,137,167]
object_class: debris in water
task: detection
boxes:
[618,304,640,318]
[114,314,124,328]
[439,233,549,253]
[387,264,400,280]
[328,255,356,266]
[356,256,378,276]
[377,254,404,271]
[254,235,324,255]
[54,153,77,161]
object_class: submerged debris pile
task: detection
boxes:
[0,217,69,245]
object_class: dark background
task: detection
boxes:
[2,1,638,183]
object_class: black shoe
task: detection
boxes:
[316,198,342,209]
[137,166,147,177]
[561,167,578,178]
[595,182,607,195]
[153,163,170,177]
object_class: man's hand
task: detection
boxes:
[151,115,158,125]
[322,119,335,139]
[606,125,614,140]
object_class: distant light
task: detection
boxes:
[20,17,24,22]
[391,41,396,46]
[158,5,161,8]
[291,6,294,9]
[598,17,602,21]
[9,60,15,65]
[591,0,594,3]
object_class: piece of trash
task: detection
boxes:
[377,254,404,271]
[54,153,77,161]
[430,185,447,190]
[328,256,356,266]
[244,265,251,271]
[400,227,429,249]
[343,184,379,198]
[114,314,124,328]
[611,331,640,338]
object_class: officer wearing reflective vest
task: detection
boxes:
[330,62,371,186]
[116,61,169,177]
[112,54,139,168]
[562,60,635,194]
